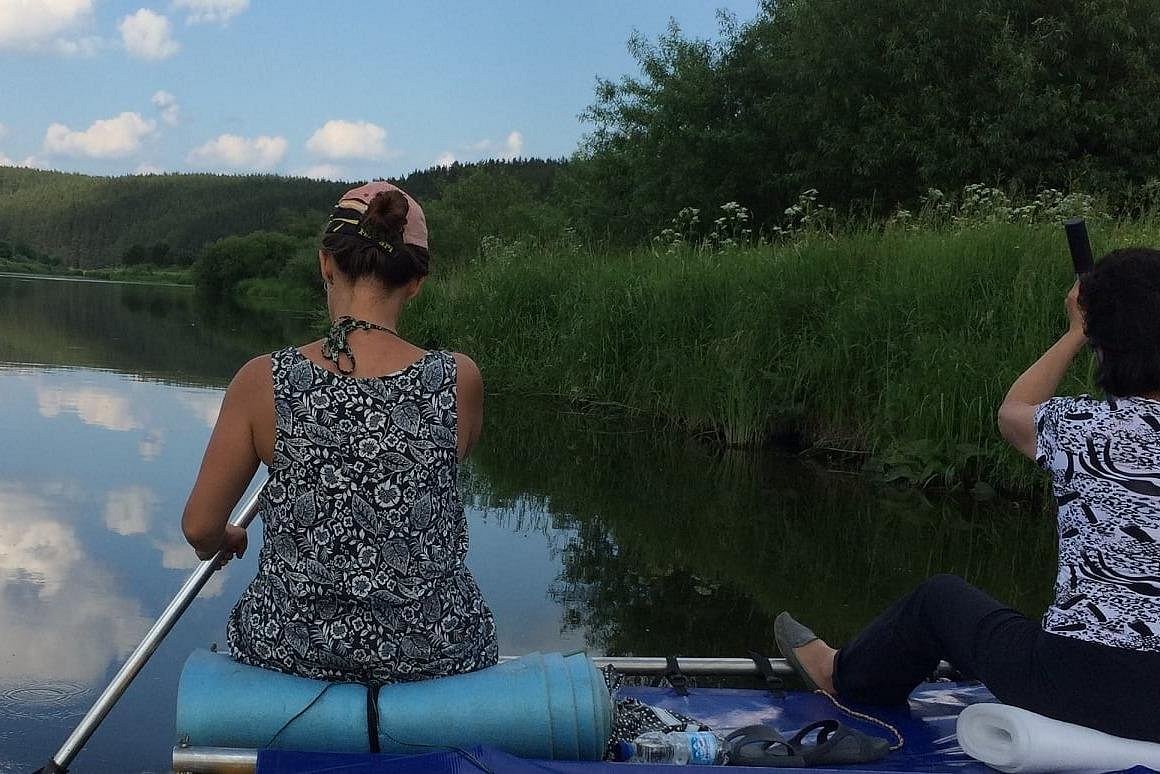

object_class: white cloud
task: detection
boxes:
[151,90,180,126]
[306,119,391,161]
[138,429,165,459]
[297,163,347,181]
[134,162,164,176]
[1,154,45,169]
[173,0,248,25]
[454,130,525,162]
[0,482,151,685]
[119,8,179,60]
[104,485,158,536]
[43,112,156,159]
[155,538,227,597]
[187,133,287,170]
[177,390,222,428]
[37,385,142,430]
[0,493,80,595]
[435,152,457,168]
[51,33,100,55]
[504,130,524,159]
[0,0,96,55]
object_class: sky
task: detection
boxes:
[0,0,762,181]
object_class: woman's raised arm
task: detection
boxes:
[997,283,1087,460]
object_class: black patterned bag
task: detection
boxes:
[601,665,716,760]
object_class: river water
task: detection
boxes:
[0,274,1056,771]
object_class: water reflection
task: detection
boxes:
[103,485,158,536]
[0,481,150,690]
[469,399,1055,656]
[0,275,1056,771]
[176,390,223,428]
[37,386,144,432]
[0,273,316,384]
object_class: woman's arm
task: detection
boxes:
[453,352,484,461]
[181,356,270,563]
[997,283,1087,460]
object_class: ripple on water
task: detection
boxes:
[0,680,91,718]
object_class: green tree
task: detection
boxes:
[148,242,172,266]
[193,231,304,298]
[122,244,148,266]
[571,20,736,243]
[578,0,1160,237]
[424,168,569,262]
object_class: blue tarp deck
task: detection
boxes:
[255,682,1154,773]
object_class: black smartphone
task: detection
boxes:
[1064,218,1094,275]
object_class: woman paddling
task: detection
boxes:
[776,247,1160,742]
[181,181,498,683]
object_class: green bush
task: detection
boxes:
[193,231,305,298]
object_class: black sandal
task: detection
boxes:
[724,724,805,767]
[724,721,890,767]
[789,719,891,765]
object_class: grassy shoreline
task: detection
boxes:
[400,221,1140,497]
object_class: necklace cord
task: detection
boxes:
[321,315,399,375]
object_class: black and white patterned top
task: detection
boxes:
[227,346,498,683]
[1036,395,1160,652]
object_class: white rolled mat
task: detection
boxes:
[957,702,1160,774]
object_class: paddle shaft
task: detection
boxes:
[42,484,266,773]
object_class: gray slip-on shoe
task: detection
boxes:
[774,611,822,692]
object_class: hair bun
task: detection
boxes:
[362,189,409,243]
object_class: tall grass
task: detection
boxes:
[405,219,1149,495]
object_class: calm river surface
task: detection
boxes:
[0,274,1056,771]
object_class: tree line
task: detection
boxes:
[570,0,1160,242]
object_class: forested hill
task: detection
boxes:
[0,158,566,268]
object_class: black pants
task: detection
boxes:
[834,574,1160,743]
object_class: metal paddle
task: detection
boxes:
[35,483,267,773]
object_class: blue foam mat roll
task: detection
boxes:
[176,650,611,760]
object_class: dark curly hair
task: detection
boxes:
[320,189,430,288]
[1079,247,1160,396]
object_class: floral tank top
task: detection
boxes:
[227,346,498,683]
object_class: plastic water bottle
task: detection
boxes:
[614,730,726,765]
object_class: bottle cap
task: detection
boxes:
[612,741,635,761]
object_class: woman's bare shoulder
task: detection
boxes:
[234,353,273,384]
[451,352,482,383]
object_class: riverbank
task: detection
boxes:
[0,259,192,285]
[405,220,1143,497]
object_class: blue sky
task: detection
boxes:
[0,0,761,181]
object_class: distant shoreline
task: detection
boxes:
[0,271,192,288]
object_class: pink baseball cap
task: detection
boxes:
[329,181,428,250]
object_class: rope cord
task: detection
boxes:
[261,682,495,773]
[815,689,905,752]
[263,684,336,748]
